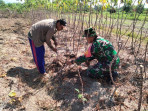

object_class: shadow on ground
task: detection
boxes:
[48,67,115,111]
[7,67,45,89]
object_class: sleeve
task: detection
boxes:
[74,44,95,65]
[75,55,88,65]
[45,29,55,49]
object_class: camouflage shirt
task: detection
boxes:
[75,37,120,68]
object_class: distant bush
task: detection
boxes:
[107,6,116,14]
[122,3,133,13]
[94,5,104,13]
[136,4,144,14]
[0,0,6,8]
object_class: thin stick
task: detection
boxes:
[77,66,84,95]
[137,65,143,111]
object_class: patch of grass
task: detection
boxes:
[111,27,148,43]
[103,11,148,21]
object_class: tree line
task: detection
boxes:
[0,0,147,14]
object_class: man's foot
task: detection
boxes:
[40,73,50,83]
[34,73,50,83]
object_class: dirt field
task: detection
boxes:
[0,17,147,111]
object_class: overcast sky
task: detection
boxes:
[3,0,148,8]
[3,0,24,3]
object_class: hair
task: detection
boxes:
[56,19,67,26]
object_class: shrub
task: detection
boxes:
[136,4,144,14]
[122,3,132,13]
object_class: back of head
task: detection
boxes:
[56,19,67,26]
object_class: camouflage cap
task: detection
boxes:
[83,28,97,37]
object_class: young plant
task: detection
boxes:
[75,88,87,102]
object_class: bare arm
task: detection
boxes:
[45,30,57,52]
[51,36,58,46]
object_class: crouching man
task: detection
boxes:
[67,28,120,84]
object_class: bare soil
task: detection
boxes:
[0,17,147,111]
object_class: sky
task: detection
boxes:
[3,0,148,8]
[117,0,148,8]
[3,0,25,3]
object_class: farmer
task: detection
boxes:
[67,28,120,84]
[28,19,67,80]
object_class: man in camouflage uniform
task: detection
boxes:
[67,28,120,83]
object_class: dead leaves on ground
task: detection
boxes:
[0,73,7,78]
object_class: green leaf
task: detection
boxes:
[75,88,80,93]
[82,98,87,102]
[78,94,83,99]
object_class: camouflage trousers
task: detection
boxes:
[87,62,119,79]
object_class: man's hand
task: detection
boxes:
[52,47,57,53]
[66,60,75,65]
[66,60,72,65]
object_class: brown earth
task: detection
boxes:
[0,17,147,111]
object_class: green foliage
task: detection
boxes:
[3,3,27,13]
[103,11,148,21]
[0,0,5,5]
[75,88,87,102]
[136,4,144,14]
[122,2,132,13]
[0,0,147,17]
[78,94,83,99]
[75,88,80,93]
[83,4,89,12]
[0,0,6,8]
[107,5,116,13]
[109,0,118,6]
[94,5,102,12]
[7,3,17,9]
